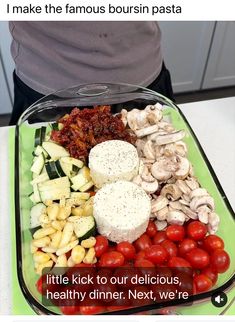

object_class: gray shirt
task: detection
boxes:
[9,22,163,95]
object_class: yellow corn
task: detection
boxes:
[33,251,50,264]
[71,245,86,264]
[83,247,96,264]
[32,236,50,248]
[33,227,56,239]
[47,203,60,221]
[81,237,96,249]
[56,240,78,256]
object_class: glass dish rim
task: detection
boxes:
[14,83,235,315]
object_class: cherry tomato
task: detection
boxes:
[136,250,146,260]
[134,233,152,251]
[134,258,155,268]
[203,235,224,253]
[201,267,218,286]
[210,249,230,273]
[99,251,125,268]
[116,241,136,260]
[178,238,197,256]
[80,303,106,315]
[166,225,185,242]
[186,221,207,241]
[145,245,168,265]
[146,221,158,237]
[95,236,109,258]
[60,304,80,315]
[161,240,178,258]
[153,231,167,244]
[168,257,191,268]
[95,283,117,303]
[194,274,212,293]
[36,275,44,294]
[186,248,210,269]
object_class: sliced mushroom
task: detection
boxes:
[190,188,209,200]
[154,130,185,146]
[182,193,191,203]
[190,196,215,212]
[151,196,169,213]
[127,109,148,131]
[169,201,182,211]
[179,198,190,206]
[174,156,190,180]
[132,175,142,186]
[135,124,159,138]
[156,206,169,220]
[155,220,167,231]
[176,179,191,195]
[121,109,128,126]
[161,184,182,201]
[141,180,159,194]
[181,205,198,220]
[141,165,155,182]
[167,210,185,225]
[185,177,199,190]
[151,159,172,182]
[145,104,163,123]
[140,157,155,164]
[208,212,220,234]
[143,140,155,159]
[158,121,175,133]
[148,131,168,141]
[136,139,146,156]
[197,205,210,224]
[174,141,188,157]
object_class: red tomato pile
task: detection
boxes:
[36,220,230,315]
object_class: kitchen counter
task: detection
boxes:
[0,97,234,315]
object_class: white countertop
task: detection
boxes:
[0,96,234,315]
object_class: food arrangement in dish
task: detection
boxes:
[28,103,230,314]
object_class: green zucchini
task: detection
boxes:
[73,216,96,241]
[45,162,60,179]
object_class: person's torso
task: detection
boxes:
[10,21,163,94]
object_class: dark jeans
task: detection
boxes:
[10,64,174,125]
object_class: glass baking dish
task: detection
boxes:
[14,83,235,315]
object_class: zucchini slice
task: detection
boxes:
[33,184,41,203]
[45,162,60,180]
[55,160,71,177]
[30,154,45,175]
[42,142,69,160]
[60,157,84,169]
[30,203,46,229]
[38,176,70,191]
[34,127,47,147]
[79,181,94,192]
[73,216,96,241]
[30,172,49,185]
[40,187,71,202]
[34,145,49,159]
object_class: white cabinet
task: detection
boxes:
[159,22,215,93]
[202,22,235,89]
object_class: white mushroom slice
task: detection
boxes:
[151,159,172,182]
[190,196,215,212]
[174,157,190,180]
[148,131,168,141]
[189,164,194,176]
[145,104,163,123]
[167,210,185,225]
[179,198,190,206]
[169,201,182,211]
[127,109,148,131]
[185,177,199,190]
[190,188,209,200]
[197,205,210,224]
[151,196,169,213]
[154,130,185,146]
[181,205,198,219]
[141,180,159,194]
[208,212,220,234]
[166,177,177,184]
[143,140,155,159]
[136,139,146,157]
[155,220,167,231]
[140,157,155,164]
[156,206,169,220]
[155,145,165,158]
[141,165,155,182]
[161,184,182,201]
[175,141,188,156]
[135,125,159,138]
[121,109,128,126]
[158,121,175,132]
[182,193,191,203]
[176,179,191,195]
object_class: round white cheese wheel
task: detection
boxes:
[89,140,139,188]
[93,180,151,243]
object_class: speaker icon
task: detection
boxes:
[211,292,228,307]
